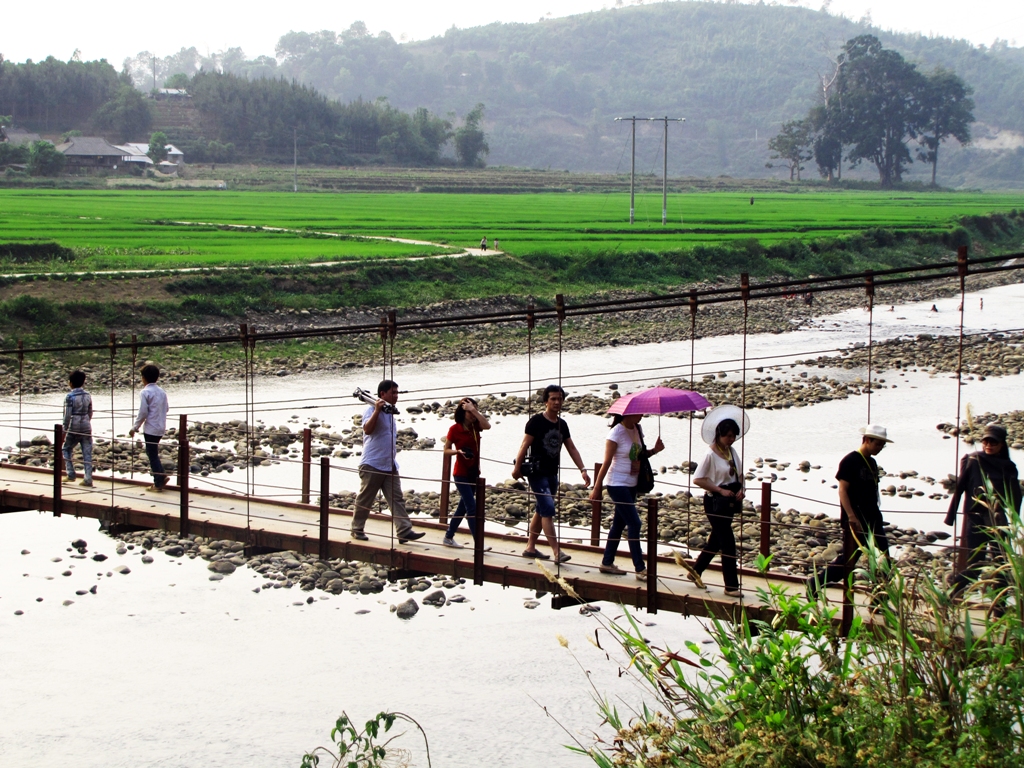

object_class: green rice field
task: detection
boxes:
[2,188,1024,270]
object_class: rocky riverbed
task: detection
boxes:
[3,269,1021,397]
[938,409,1024,448]
[3,417,435,475]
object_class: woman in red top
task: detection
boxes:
[443,398,491,547]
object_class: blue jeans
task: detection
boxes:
[62,433,93,482]
[446,475,480,540]
[602,486,645,572]
[528,474,558,517]
[144,433,167,488]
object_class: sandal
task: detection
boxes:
[522,549,550,559]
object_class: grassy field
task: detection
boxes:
[2,188,1024,271]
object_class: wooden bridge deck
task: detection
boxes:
[0,462,882,626]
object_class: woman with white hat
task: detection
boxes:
[689,405,749,597]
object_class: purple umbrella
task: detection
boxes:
[606,386,711,416]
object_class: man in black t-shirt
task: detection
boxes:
[513,385,591,562]
[807,424,893,595]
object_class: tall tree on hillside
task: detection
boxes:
[807,104,844,181]
[838,35,927,188]
[917,69,974,186]
[454,103,489,167]
[93,84,152,141]
[766,119,812,180]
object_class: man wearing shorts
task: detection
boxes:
[512,385,590,562]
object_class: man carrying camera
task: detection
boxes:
[512,384,591,562]
[351,380,425,544]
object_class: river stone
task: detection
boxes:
[523,600,541,609]
[62,600,74,606]
[114,565,131,575]
[422,590,446,607]
[141,555,154,564]
[92,553,107,562]
[395,598,419,619]
[14,610,24,615]
[210,561,236,574]
[209,574,224,581]
[164,545,185,557]
[71,539,87,549]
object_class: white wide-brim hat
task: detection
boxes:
[701,404,751,444]
[860,424,894,443]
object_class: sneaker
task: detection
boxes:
[442,537,464,548]
[635,570,648,581]
[556,552,571,564]
[522,549,550,559]
[79,479,94,487]
[146,484,165,493]
[398,531,426,543]
[599,563,627,575]
[351,532,369,541]
[724,587,743,598]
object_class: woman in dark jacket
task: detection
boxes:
[945,423,1022,596]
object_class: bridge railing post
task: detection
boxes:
[178,414,189,536]
[590,461,602,546]
[840,507,854,637]
[759,481,772,558]
[301,428,312,505]
[473,476,486,586]
[439,451,452,525]
[53,424,63,518]
[646,497,658,614]
[319,456,330,560]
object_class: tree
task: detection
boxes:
[164,73,189,90]
[917,69,974,185]
[147,131,169,163]
[808,105,844,181]
[766,119,812,180]
[27,140,65,176]
[837,35,928,188]
[454,103,488,167]
[93,84,152,141]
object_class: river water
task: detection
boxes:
[1,283,1022,766]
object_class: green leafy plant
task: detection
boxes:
[301,711,431,768]
[576,489,1024,767]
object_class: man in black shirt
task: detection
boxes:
[513,385,591,562]
[807,424,892,595]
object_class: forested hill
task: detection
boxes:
[261,1,1024,187]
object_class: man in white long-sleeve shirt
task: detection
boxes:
[128,363,170,491]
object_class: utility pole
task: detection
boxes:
[614,116,685,225]
[293,128,298,193]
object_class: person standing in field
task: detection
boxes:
[442,397,491,548]
[351,380,425,544]
[512,385,591,562]
[62,370,93,487]
[807,424,893,596]
[480,237,487,251]
[494,238,499,251]
[129,363,170,491]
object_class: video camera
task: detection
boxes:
[353,387,400,415]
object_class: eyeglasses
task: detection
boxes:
[981,437,1002,445]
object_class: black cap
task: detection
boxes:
[982,423,1008,443]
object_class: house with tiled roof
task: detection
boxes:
[55,137,127,170]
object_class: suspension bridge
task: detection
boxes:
[1,246,1020,632]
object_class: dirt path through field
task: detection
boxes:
[2,220,495,282]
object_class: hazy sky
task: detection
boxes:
[4,0,1022,66]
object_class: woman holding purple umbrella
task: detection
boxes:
[590,413,664,577]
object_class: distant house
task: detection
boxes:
[55,137,128,171]
[154,88,190,101]
[1,127,44,146]
[117,142,185,167]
